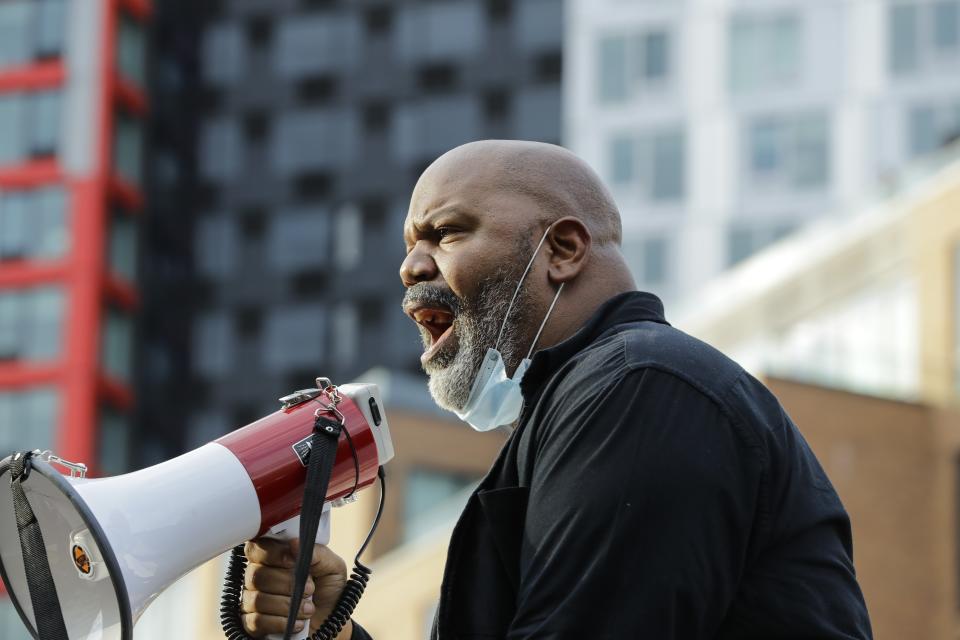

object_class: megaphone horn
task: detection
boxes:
[0,381,394,640]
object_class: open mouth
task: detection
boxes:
[409,306,456,363]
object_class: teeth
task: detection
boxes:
[412,308,451,326]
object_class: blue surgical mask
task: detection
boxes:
[454,227,564,432]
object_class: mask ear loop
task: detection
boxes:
[495,225,554,352]
[525,282,564,360]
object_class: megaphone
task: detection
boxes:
[0,379,394,640]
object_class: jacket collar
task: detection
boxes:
[520,290,669,398]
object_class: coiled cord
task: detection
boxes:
[221,466,386,640]
[220,544,251,640]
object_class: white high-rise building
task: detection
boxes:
[565,0,960,304]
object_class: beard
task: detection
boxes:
[402,258,537,413]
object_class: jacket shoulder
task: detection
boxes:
[619,321,746,405]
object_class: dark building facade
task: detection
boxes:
[139,0,565,460]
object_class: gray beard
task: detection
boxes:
[420,265,535,413]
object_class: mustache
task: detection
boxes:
[402,282,463,316]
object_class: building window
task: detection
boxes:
[31,90,60,156]
[267,207,329,274]
[200,117,243,181]
[890,4,919,73]
[935,1,960,52]
[729,12,801,92]
[108,211,137,283]
[514,86,562,144]
[332,302,358,366]
[0,0,66,68]
[392,96,481,164]
[262,304,326,373]
[514,0,563,52]
[192,311,234,378]
[641,237,668,286]
[608,128,686,201]
[101,308,133,383]
[403,468,478,542]
[194,215,238,280]
[274,14,360,78]
[202,23,245,84]
[98,407,130,475]
[0,286,63,362]
[396,3,485,63]
[643,31,670,81]
[114,112,143,187]
[597,29,673,104]
[727,221,797,267]
[271,109,358,174]
[908,101,960,156]
[598,36,628,102]
[0,90,62,166]
[745,112,830,191]
[334,203,362,271]
[0,387,59,454]
[889,1,960,75]
[0,187,67,261]
[36,0,65,59]
[117,13,146,87]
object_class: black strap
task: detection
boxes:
[283,416,342,639]
[7,452,70,640]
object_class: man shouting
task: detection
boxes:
[241,140,873,639]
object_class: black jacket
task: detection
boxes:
[356,291,872,639]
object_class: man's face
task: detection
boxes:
[400,161,546,412]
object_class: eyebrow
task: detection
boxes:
[404,206,478,243]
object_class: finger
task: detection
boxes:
[241,590,316,620]
[245,564,316,597]
[245,538,295,568]
[241,612,304,637]
[287,541,348,578]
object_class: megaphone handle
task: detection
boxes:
[262,510,331,640]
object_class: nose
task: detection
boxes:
[399,242,438,287]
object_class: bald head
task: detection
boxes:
[401,139,636,388]
[421,140,623,246]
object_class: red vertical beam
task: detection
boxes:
[59,0,119,466]
[61,180,105,464]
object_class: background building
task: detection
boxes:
[137,0,565,463]
[675,146,960,638]
[566,0,960,304]
[0,0,149,634]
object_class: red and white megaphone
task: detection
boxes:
[0,379,394,640]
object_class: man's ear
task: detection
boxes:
[546,217,591,284]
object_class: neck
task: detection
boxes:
[536,255,635,353]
